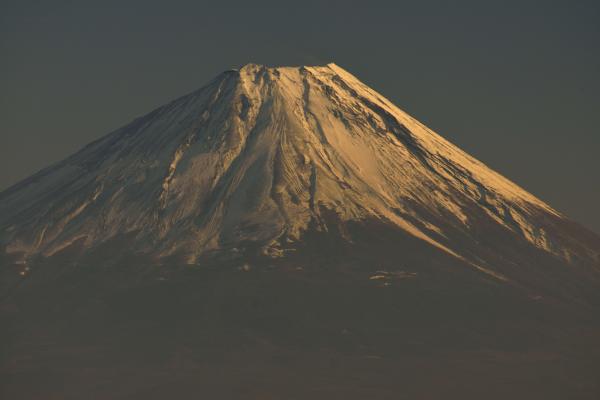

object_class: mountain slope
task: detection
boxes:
[1,63,598,279]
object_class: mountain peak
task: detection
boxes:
[235,62,343,74]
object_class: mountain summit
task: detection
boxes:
[1,63,598,278]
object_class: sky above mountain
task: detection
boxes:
[1,0,598,232]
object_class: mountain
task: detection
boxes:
[1,63,598,273]
[1,64,600,399]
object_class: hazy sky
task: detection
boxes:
[1,0,598,233]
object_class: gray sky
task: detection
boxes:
[1,0,598,233]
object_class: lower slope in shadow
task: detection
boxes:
[1,217,600,400]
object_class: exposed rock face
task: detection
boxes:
[0,63,598,278]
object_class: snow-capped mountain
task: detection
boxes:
[1,63,598,279]
[3,63,600,400]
